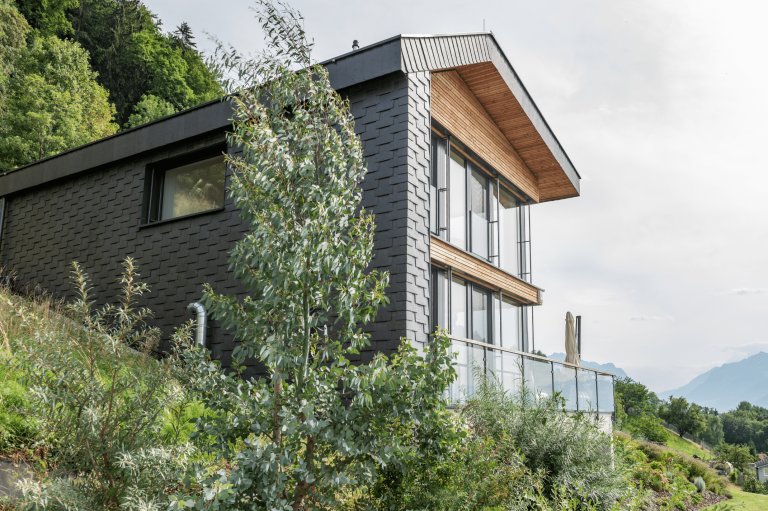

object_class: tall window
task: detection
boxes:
[432,267,527,350]
[430,132,530,281]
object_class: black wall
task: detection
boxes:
[1,70,433,367]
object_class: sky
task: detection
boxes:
[145,0,768,393]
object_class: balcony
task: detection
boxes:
[446,336,615,417]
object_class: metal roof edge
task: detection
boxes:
[3,96,230,177]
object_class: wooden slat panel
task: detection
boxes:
[454,62,578,202]
[431,236,541,305]
[432,70,540,202]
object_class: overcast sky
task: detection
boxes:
[146,0,768,392]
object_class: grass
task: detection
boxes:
[665,431,715,460]
[703,485,768,510]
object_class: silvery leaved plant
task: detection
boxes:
[171,2,457,510]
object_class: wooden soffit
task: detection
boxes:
[452,62,579,202]
[431,236,542,305]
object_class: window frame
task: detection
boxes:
[430,129,532,281]
[431,265,528,350]
[140,144,228,227]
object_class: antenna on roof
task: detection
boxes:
[352,40,359,50]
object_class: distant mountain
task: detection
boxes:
[658,352,768,412]
[548,352,629,379]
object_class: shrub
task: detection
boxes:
[4,259,196,510]
[626,413,670,443]
[693,476,706,492]
[742,473,768,495]
[459,373,630,510]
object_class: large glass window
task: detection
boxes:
[470,168,489,260]
[429,133,529,280]
[432,267,524,348]
[449,150,466,249]
[497,187,519,275]
[143,152,226,224]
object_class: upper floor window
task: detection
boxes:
[430,132,531,281]
[142,149,226,224]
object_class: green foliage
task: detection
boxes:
[694,475,706,492]
[15,0,77,37]
[5,258,196,510]
[721,401,768,454]
[659,395,707,439]
[0,355,40,450]
[169,3,457,510]
[126,93,176,128]
[457,373,629,509]
[702,413,726,447]
[69,0,222,126]
[0,0,31,104]
[0,34,117,170]
[716,443,756,472]
[615,376,659,416]
[625,413,670,443]
[742,473,768,495]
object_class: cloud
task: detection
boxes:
[630,315,674,322]
[717,288,765,295]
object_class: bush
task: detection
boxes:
[458,373,630,510]
[4,259,196,510]
[693,476,706,492]
[625,413,670,443]
[742,474,768,495]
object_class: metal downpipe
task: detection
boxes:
[187,302,207,348]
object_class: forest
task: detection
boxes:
[0,0,222,171]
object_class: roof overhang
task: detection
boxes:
[322,33,580,202]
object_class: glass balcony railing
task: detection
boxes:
[446,336,615,414]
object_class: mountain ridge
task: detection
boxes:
[658,351,768,412]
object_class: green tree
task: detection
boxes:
[701,414,725,447]
[125,93,176,128]
[615,376,656,415]
[0,35,117,171]
[171,3,457,510]
[15,0,77,37]
[659,395,707,439]
[68,0,221,126]
[715,443,755,472]
[0,0,31,105]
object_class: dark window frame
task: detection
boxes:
[140,143,228,226]
[429,129,532,281]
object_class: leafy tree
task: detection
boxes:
[0,0,31,105]
[715,443,755,472]
[68,0,221,126]
[0,35,117,171]
[658,395,706,439]
[171,3,457,509]
[125,93,176,128]
[615,376,657,415]
[15,0,77,37]
[701,414,725,447]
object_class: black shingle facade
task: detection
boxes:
[0,33,580,370]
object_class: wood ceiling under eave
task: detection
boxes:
[454,62,578,202]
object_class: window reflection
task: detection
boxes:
[161,155,226,220]
[450,275,467,338]
[449,151,466,249]
[470,168,489,259]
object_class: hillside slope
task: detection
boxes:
[659,352,768,412]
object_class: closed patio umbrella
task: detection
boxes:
[565,311,580,366]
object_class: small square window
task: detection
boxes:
[142,149,226,224]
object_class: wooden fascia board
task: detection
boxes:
[430,236,542,305]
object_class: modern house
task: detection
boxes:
[0,32,613,422]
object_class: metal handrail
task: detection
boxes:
[445,334,615,377]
